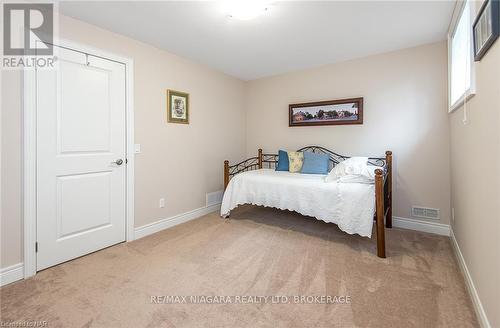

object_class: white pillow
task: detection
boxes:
[337,166,379,184]
[325,157,367,181]
[325,157,380,184]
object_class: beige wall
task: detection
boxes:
[449,38,500,327]
[0,15,247,268]
[245,42,451,224]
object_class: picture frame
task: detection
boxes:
[473,0,500,61]
[167,89,189,124]
[289,97,363,127]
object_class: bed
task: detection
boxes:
[221,146,393,258]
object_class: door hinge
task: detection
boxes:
[35,242,38,253]
[126,158,128,164]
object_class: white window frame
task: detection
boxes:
[448,0,476,113]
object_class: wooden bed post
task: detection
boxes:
[258,149,263,169]
[375,169,386,258]
[224,160,229,191]
[385,151,393,228]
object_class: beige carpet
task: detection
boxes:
[1,205,478,327]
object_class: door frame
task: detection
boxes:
[23,39,135,278]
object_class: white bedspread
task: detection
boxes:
[220,169,376,238]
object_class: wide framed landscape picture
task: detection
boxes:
[289,97,363,127]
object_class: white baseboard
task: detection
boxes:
[392,217,450,236]
[0,263,24,287]
[450,229,491,328]
[134,203,221,240]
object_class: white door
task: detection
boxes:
[37,45,126,270]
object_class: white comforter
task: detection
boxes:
[220,169,376,237]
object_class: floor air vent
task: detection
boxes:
[412,206,439,220]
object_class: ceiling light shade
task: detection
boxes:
[221,1,270,20]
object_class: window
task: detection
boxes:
[448,0,475,112]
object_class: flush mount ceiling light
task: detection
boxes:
[221,1,271,20]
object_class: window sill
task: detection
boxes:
[449,90,476,113]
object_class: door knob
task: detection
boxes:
[111,159,124,165]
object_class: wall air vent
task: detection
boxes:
[206,190,223,207]
[411,206,439,220]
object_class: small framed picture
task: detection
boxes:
[473,0,499,61]
[289,97,363,127]
[167,89,189,124]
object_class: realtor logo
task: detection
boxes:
[3,3,53,55]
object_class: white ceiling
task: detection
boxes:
[59,1,455,81]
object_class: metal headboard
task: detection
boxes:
[261,146,386,171]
